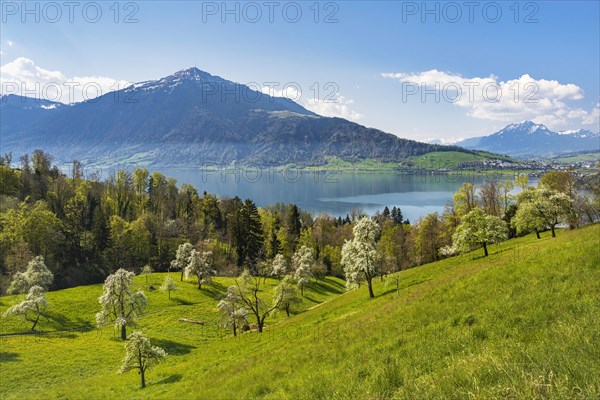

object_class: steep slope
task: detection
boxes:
[1,225,598,399]
[456,121,600,158]
[1,68,470,166]
[0,95,64,146]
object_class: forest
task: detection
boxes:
[1,149,598,294]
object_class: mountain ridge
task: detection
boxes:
[455,121,599,158]
[0,67,473,166]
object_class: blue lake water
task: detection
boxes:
[152,168,532,222]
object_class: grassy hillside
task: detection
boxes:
[300,157,400,171]
[552,151,600,164]
[284,151,514,172]
[1,225,599,399]
[406,151,514,169]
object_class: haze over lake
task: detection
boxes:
[152,168,531,222]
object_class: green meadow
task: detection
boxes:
[1,224,599,399]
[406,151,514,169]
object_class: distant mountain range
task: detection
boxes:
[0,67,471,167]
[455,121,599,158]
[0,97,64,138]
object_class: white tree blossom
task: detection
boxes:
[141,265,153,284]
[512,197,547,238]
[258,260,272,283]
[3,285,47,331]
[341,217,381,298]
[217,285,248,336]
[341,240,361,289]
[96,269,147,340]
[119,331,167,388]
[439,244,458,257]
[271,254,288,277]
[515,187,572,238]
[452,208,508,257]
[292,246,314,296]
[233,269,283,333]
[160,275,178,299]
[171,242,193,281]
[273,275,301,317]
[7,256,54,295]
[185,250,215,290]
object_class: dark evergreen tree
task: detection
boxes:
[224,197,245,267]
[392,206,404,225]
[287,204,301,249]
[242,199,264,273]
[91,206,111,252]
[268,230,280,259]
[382,206,391,220]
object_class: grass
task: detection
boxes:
[1,225,599,399]
[552,151,600,164]
[406,151,515,169]
[284,151,514,173]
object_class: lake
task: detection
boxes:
[152,168,532,222]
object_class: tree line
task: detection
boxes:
[1,150,598,295]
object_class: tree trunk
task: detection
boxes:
[31,314,40,331]
[535,230,540,239]
[198,281,202,290]
[285,306,290,317]
[367,277,374,298]
[233,324,237,337]
[257,322,263,333]
[140,368,146,388]
[180,270,184,281]
[301,284,304,297]
[121,324,127,340]
[483,242,488,257]
[551,225,556,237]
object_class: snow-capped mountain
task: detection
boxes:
[558,129,597,138]
[455,121,599,158]
[0,67,469,166]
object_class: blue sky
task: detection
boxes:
[1,1,599,141]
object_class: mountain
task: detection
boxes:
[425,139,445,145]
[0,67,470,166]
[558,128,598,138]
[0,95,64,140]
[455,121,600,158]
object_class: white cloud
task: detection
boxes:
[581,103,600,126]
[381,69,598,130]
[0,57,129,103]
[307,95,363,121]
[424,137,464,145]
[260,85,363,121]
